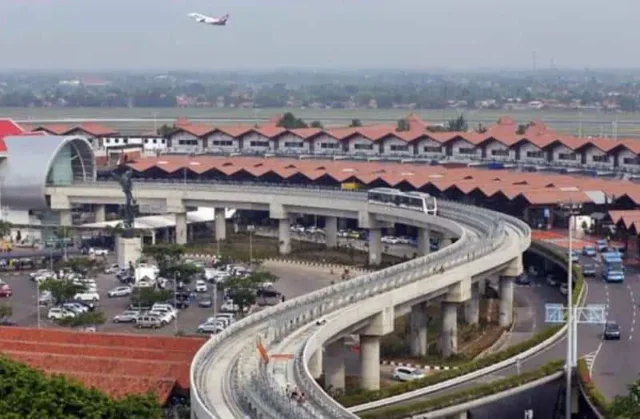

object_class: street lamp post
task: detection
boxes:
[247,224,255,264]
[562,201,582,419]
[173,272,180,334]
[36,277,41,329]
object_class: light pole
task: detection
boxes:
[562,200,582,418]
[173,271,180,334]
[36,277,41,329]
[247,224,255,264]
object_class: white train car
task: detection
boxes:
[367,187,437,216]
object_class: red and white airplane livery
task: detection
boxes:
[188,12,229,26]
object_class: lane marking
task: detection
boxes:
[585,342,603,376]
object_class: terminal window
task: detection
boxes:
[249,140,269,147]
[212,140,233,146]
[390,144,408,151]
[623,157,640,165]
[558,152,577,161]
[319,143,339,149]
[354,143,374,150]
[592,155,609,163]
[178,139,198,146]
[526,151,545,159]
[458,147,475,154]
[423,146,442,153]
[491,149,510,157]
[283,142,304,148]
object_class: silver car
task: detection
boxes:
[113,310,141,323]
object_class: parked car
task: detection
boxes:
[195,280,208,293]
[603,321,621,340]
[392,367,425,382]
[104,264,119,274]
[582,246,597,257]
[197,321,224,334]
[0,280,11,297]
[89,248,109,256]
[74,292,100,303]
[596,239,608,252]
[113,310,141,323]
[198,297,213,308]
[135,315,163,329]
[47,307,76,320]
[107,286,132,298]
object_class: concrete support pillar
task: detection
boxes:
[464,282,480,325]
[150,231,156,245]
[439,302,458,357]
[309,348,323,380]
[278,218,291,255]
[59,210,72,227]
[215,208,226,241]
[499,276,515,327]
[417,228,430,256]
[324,338,345,391]
[175,213,187,245]
[368,228,382,266]
[439,237,453,248]
[359,335,381,391]
[409,302,428,357]
[95,205,105,223]
[325,216,338,248]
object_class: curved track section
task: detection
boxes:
[42,180,529,419]
[185,194,529,418]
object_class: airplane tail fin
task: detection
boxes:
[221,14,229,23]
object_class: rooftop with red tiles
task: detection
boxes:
[0,327,206,403]
[123,155,640,206]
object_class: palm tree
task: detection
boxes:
[105,222,125,237]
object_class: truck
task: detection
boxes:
[602,252,624,283]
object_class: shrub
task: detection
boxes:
[359,360,564,418]
[576,358,610,416]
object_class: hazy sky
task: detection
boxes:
[0,0,639,70]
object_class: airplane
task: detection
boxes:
[188,12,229,26]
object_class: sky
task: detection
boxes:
[0,0,639,71]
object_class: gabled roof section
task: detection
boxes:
[64,123,118,136]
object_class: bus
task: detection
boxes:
[602,252,624,283]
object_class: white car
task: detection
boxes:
[63,302,88,314]
[47,307,76,320]
[74,292,100,303]
[108,286,132,298]
[195,280,208,293]
[89,248,109,256]
[151,304,178,319]
[197,322,224,334]
[392,366,425,382]
[113,310,141,323]
[149,310,173,325]
[220,301,241,312]
[31,269,55,281]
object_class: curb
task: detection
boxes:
[380,359,458,371]
[183,253,373,275]
[474,306,517,360]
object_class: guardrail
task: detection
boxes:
[57,179,529,418]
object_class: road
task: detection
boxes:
[589,254,640,399]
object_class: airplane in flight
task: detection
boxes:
[188,12,229,26]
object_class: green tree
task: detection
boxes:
[225,271,279,315]
[143,244,202,283]
[0,356,162,418]
[516,124,528,135]
[349,119,363,127]
[156,123,175,137]
[446,115,468,132]
[0,220,12,239]
[106,222,125,237]
[476,123,487,133]
[609,379,640,418]
[310,120,324,128]
[59,311,106,328]
[396,118,410,131]
[0,304,12,320]
[276,112,308,129]
[40,279,86,306]
[130,287,173,307]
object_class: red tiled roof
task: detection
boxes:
[0,327,205,402]
[608,210,640,230]
[124,155,640,206]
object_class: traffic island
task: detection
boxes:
[184,232,404,268]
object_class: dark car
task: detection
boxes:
[603,322,622,340]
[581,263,597,277]
[0,318,16,326]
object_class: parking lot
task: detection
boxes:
[0,257,341,336]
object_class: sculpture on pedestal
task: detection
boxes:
[112,169,136,238]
